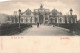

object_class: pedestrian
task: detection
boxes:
[37,22,39,27]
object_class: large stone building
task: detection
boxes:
[7,4,77,24]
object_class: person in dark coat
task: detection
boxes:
[37,22,39,27]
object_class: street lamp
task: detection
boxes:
[69,9,73,33]
[70,9,73,15]
[18,9,21,31]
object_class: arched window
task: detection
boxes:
[35,17,37,23]
[21,18,23,23]
[60,18,62,23]
[26,18,28,22]
[7,17,10,21]
[30,17,32,23]
[15,17,18,23]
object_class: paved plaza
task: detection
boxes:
[18,25,71,36]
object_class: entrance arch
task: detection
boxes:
[39,15,44,24]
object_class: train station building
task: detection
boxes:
[7,4,77,24]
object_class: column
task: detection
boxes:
[37,15,39,23]
[67,17,69,23]
[75,18,77,23]
[71,18,73,23]
[43,15,45,24]
[57,17,59,23]
[48,15,49,24]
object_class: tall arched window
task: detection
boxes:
[26,18,28,23]
[21,18,23,23]
[7,17,10,21]
[60,18,62,23]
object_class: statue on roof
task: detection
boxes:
[40,4,43,8]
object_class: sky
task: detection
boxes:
[0,0,80,20]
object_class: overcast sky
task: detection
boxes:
[0,0,80,20]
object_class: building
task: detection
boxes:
[7,4,77,24]
[34,4,50,24]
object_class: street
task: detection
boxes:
[17,25,71,36]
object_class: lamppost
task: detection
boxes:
[70,9,73,15]
[69,9,73,33]
[18,9,21,31]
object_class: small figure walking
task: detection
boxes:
[37,22,39,28]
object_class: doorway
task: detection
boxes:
[39,15,44,24]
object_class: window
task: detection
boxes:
[45,17,48,20]
[26,18,28,22]
[60,18,62,23]
[21,18,23,23]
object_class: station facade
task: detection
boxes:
[7,4,77,24]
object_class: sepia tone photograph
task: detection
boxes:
[0,0,80,53]
[0,0,80,36]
